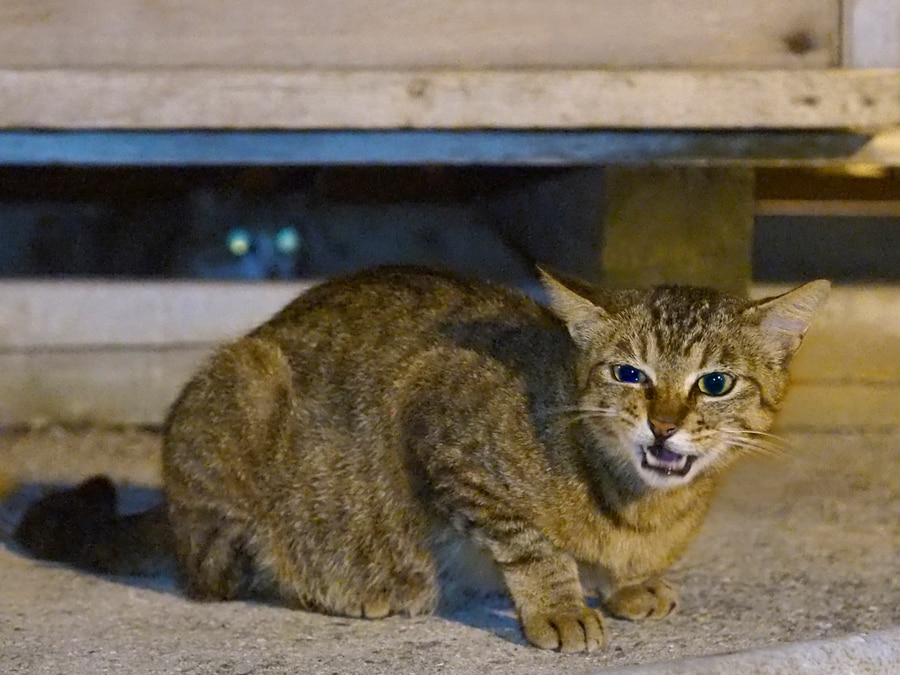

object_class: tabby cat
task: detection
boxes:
[13,266,829,652]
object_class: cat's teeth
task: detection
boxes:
[645,453,687,471]
[641,446,696,477]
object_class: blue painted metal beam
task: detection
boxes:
[0,130,870,166]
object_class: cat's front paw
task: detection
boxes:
[520,605,607,652]
[605,578,679,621]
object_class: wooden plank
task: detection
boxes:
[0,351,894,431]
[0,347,210,427]
[843,0,900,66]
[756,166,900,201]
[0,281,309,349]
[0,130,876,167]
[2,283,897,378]
[602,167,755,294]
[756,199,900,217]
[0,283,895,428]
[2,343,895,431]
[1,69,899,131]
[0,1,839,70]
[850,127,900,166]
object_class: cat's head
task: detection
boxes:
[541,271,830,491]
[184,189,307,280]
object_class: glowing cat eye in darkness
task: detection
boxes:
[696,372,735,396]
[274,226,301,254]
[227,229,252,257]
[612,364,648,385]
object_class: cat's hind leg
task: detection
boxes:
[163,337,296,602]
[256,502,442,618]
[169,506,266,600]
[605,578,679,620]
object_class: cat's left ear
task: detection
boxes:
[538,268,611,348]
[744,280,831,358]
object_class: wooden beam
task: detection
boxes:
[0,129,877,166]
[0,69,898,131]
[602,167,755,294]
[756,199,900,217]
[756,166,900,200]
[0,1,839,70]
[2,283,894,429]
[843,0,900,67]
[0,281,309,349]
[0,347,211,427]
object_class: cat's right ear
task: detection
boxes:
[538,268,611,348]
[744,279,831,359]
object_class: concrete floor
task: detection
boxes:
[1,419,898,674]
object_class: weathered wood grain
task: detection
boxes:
[0,281,309,349]
[843,0,900,66]
[1,68,898,130]
[0,1,839,70]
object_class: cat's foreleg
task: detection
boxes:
[471,522,607,652]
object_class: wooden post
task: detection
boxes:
[602,166,755,294]
[843,0,900,67]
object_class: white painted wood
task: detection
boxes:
[0,283,896,428]
[1,68,898,130]
[843,0,900,66]
[0,1,838,70]
[0,347,211,427]
[0,281,312,349]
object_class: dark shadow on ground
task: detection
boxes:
[2,479,532,647]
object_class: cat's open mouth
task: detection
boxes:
[641,445,696,477]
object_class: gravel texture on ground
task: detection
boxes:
[1,425,898,674]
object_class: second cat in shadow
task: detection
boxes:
[169,188,535,286]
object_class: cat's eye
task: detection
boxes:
[275,227,301,255]
[227,229,253,257]
[696,372,735,397]
[611,364,647,385]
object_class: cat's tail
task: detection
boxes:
[12,475,177,577]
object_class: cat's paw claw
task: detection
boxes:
[606,578,679,621]
[521,606,607,652]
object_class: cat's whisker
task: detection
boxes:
[724,438,785,459]
[719,428,787,457]
[720,428,787,444]
[723,434,781,450]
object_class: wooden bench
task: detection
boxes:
[0,0,898,426]
[2,0,899,289]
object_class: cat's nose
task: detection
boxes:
[648,417,677,439]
